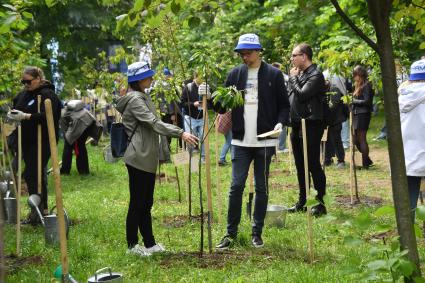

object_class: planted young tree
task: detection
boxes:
[330,0,422,279]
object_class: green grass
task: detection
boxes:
[3,111,424,282]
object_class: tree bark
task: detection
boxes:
[367,1,421,279]
[331,0,421,279]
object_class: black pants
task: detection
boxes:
[61,130,90,175]
[325,123,345,163]
[291,120,327,203]
[126,164,156,248]
[22,142,50,211]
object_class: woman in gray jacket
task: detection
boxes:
[116,62,198,257]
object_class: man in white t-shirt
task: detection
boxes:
[215,33,290,250]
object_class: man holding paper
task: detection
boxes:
[215,33,290,249]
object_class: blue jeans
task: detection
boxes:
[227,145,275,237]
[278,126,287,150]
[219,131,232,162]
[184,115,205,158]
[341,119,349,148]
[408,176,422,221]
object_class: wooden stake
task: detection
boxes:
[37,95,42,195]
[16,123,21,256]
[301,119,314,263]
[44,99,69,278]
[202,95,213,221]
[0,121,18,197]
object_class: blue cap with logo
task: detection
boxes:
[234,33,263,52]
[409,59,425,81]
[127,61,155,83]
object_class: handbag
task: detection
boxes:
[217,111,232,135]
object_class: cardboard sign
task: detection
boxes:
[172,151,190,166]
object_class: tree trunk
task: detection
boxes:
[367,0,421,279]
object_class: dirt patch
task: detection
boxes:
[334,195,384,209]
[156,174,178,183]
[162,213,209,228]
[69,218,84,226]
[269,181,298,191]
[269,170,291,177]
[366,229,398,241]
[5,254,43,272]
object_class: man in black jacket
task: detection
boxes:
[216,34,290,250]
[287,43,327,217]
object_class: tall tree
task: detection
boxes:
[330,0,421,280]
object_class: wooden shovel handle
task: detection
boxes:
[44,99,69,275]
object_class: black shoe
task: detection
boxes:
[287,202,307,213]
[218,160,228,167]
[215,235,234,250]
[252,234,264,248]
[21,210,41,226]
[311,203,327,217]
[324,160,333,167]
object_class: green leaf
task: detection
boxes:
[416,205,425,220]
[188,16,200,28]
[171,1,181,15]
[306,198,319,207]
[366,260,387,271]
[398,259,415,277]
[133,0,144,11]
[343,235,363,246]
[45,0,57,8]
[374,205,394,217]
[21,11,33,19]
[353,212,372,230]
[413,223,423,238]
[147,15,161,28]
[375,223,392,233]
[413,276,425,283]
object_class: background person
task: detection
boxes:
[398,59,425,220]
[351,65,374,169]
[116,61,198,257]
[287,43,327,217]
[7,66,62,223]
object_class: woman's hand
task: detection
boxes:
[182,132,199,146]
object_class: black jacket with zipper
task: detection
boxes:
[351,82,374,115]
[222,61,290,141]
[288,64,326,124]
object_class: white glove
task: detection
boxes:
[7,110,28,122]
[198,83,211,99]
[274,123,283,131]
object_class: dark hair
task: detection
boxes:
[297,43,313,61]
[272,62,282,70]
[23,66,45,80]
[129,81,143,92]
[352,65,368,80]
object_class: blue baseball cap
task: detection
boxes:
[409,59,425,81]
[127,61,155,83]
[234,33,263,52]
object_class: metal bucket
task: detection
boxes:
[265,205,287,228]
[103,145,119,163]
[44,206,69,245]
[88,267,123,283]
[3,170,12,181]
[4,197,17,224]
[0,181,7,195]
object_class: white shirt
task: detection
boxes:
[232,67,278,148]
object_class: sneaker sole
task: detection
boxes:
[252,243,264,248]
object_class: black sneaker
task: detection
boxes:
[287,202,307,213]
[218,160,228,167]
[215,235,234,250]
[311,203,327,217]
[252,234,264,248]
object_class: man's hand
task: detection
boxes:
[194,101,201,108]
[7,110,29,122]
[171,114,176,122]
[182,132,199,146]
[290,67,300,77]
[274,123,283,131]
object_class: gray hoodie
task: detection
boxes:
[116,91,183,173]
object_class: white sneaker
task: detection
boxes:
[126,244,152,257]
[145,243,166,254]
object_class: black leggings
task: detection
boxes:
[126,164,156,248]
[291,120,327,203]
[354,129,372,167]
[61,130,90,174]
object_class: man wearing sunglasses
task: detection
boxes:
[215,33,290,250]
[287,43,327,217]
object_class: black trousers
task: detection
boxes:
[325,123,345,163]
[126,164,156,248]
[61,130,90,175]
[22,142,50,211]
[291,120,327,203]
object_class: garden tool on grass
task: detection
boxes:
[246,163,254,220]
[27,194,45,226]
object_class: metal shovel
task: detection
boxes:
[27,194,45,226]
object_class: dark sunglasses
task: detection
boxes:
[21,78,35,85]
